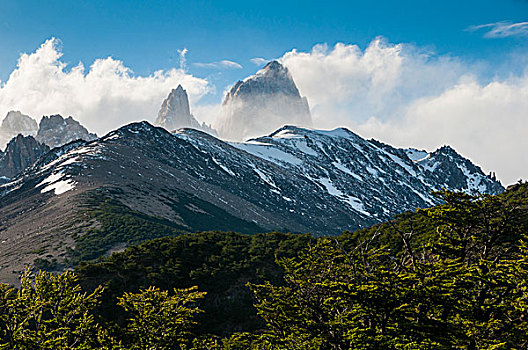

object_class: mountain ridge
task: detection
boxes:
[0,121,503,284]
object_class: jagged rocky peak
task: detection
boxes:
[2,111,38,134]
[0,134,50,179]
[216,60,312,141]
[156,85,193,128]
[155,85,216,135]
[36,114,97,148]
[0,111,38,150]
[226,61,303,100]
[404,145,504,195]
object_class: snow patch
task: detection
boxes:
[405,148,429,162]
[344,196,371,216]
[252,166,277,188]
[212,157,235,176]
[292,140,318,156]
[234,143,302,165]
[37,172,65,187]
[272,129,304,139]
[41,179,76,195]
[316,128,354,139]
[332,161,363,181]
[383,152,417,177]
[316,177,343,197]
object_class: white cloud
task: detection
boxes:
[178,48,188,69]
[193,103,222,127]
[193,60,242,69]
[280,38,467,127]
[358,78,528,185]
[468,21,528,38]
[250,57,268,65]
[279,38,527,185]
[0,38,211,135]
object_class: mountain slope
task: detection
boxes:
[0,122,503,283]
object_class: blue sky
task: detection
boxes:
[1,0,527,100]
[0,0,527,184]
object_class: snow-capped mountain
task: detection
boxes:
[155,85,216,135]
[36,115,97,148]
[235,126,502,215]
[216,61,312,140]
[0,121,502,282]
[1,122,503,235]
[0,111,38,149]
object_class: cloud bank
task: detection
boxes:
[279,39,528,185]
[0,38,210,135]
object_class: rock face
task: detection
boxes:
[0,135,49,179]
[0,111,38,150]
[155,85,216,135]
[216,61,312,140]
[36,115,97,148]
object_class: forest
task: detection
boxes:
[0,183,527,349]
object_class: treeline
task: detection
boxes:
[0,184,527,349]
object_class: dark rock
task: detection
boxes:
[0,135,49,179]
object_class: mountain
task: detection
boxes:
[155,85,216,135]
[0,111,38,150]
[36,115,97,148]
[0,113,96,181]
[0,135,49,180]
[0,122,502,283]
[216,61,312,140]
[234,126,502,213]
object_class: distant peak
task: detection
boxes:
[3,110,35,122]
[155,87,217,136]
[5,110,28,119]
[253,60,289,79]
[217,60,311,141]
[262,60,283,71]
[37,114,97,148]
[170,84,186,95]
[1,111,37,132]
